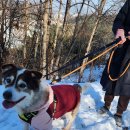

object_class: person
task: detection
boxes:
[99,0,130,127]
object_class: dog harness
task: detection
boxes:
[18,94,57,124]
[19,85,80,130]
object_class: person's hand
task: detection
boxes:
[128,31,130,40]
[115,29,126,44]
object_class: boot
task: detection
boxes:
[98,106,109,114]
[114,114,122,127]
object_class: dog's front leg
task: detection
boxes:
[63,103,80,130]
[23,122,30,130]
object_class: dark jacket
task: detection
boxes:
[100,0,130,96]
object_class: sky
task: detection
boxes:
[19,0,125,15]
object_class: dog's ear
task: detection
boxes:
[2,64,16,73]
[30,71,43,80]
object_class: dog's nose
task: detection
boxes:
[3,91,12,100]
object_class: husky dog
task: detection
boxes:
[1,64,90,130]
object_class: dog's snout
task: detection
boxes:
[3,91,12,100]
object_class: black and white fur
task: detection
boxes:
[1,64,90,130]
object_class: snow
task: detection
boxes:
[0,67,130,130]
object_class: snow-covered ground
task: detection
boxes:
[0,66,130,130]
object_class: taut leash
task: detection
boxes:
[51,37,125,84]
[44,38,122,79]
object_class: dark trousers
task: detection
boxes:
[104,94,130,115]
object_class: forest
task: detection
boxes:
[0,0,126,83]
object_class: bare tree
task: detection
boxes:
[78,0,107,82]
[23,0,28,60]
[51,0,62,73]
[64,0,86,64]
[54,0,71,71]
[0,0,9,84]
[42,0,50,76]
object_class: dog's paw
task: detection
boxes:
[62,128,70,130]
[23,123,30,130]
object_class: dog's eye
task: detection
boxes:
[18,83,27,89]
[4,76,14,85]
[5,78,12,85]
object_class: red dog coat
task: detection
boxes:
[47,84,80,118]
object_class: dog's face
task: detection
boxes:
[2,64,43,110]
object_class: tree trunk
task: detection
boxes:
[0,0,7,84]
[51,0,62,73]
[64,0,86,64]
[54,0,71,74]
[23,0,28,62]
[42,0,49,76]
[78,0,107,82]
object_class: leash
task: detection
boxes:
[51,37,125,84]
[44,38,122,79]
[107,45,130,81]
